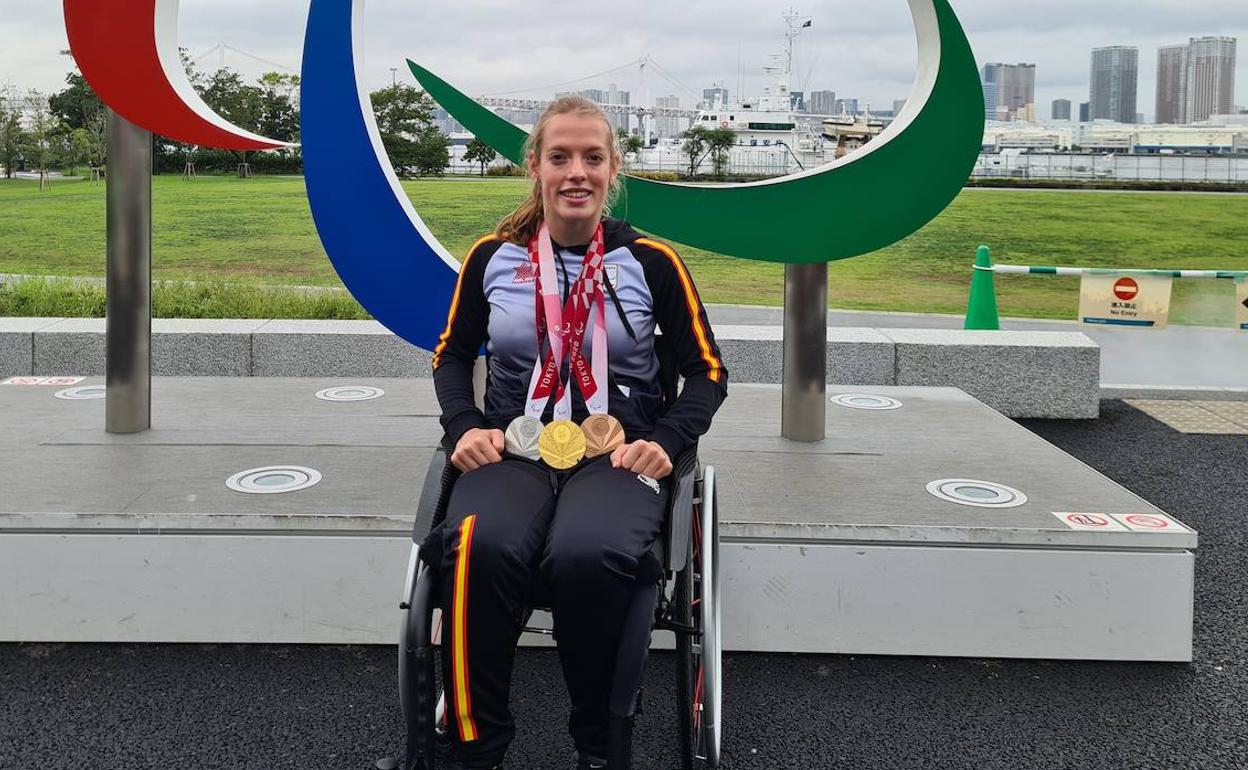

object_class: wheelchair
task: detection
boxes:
[376,435,722,770]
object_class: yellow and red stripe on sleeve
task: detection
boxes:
[432,235,497,370]
[451,514,480,742]
[635,238,724,384]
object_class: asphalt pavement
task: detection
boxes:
[2,400,1246,770]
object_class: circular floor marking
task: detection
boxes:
[55,385,106,400]
[926,478,1028,508]
[226,466,322,495]
[315,385,385,402]
[830,393,903,411]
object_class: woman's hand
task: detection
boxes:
[452,428,506,473]
[610,440,673,480]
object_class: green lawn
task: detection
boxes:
[1,176,1245,323]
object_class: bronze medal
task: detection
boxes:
[504,415,543,460]
[581,414,625,458]
[538,420,586,470]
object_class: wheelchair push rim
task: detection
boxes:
[690,465,722,768]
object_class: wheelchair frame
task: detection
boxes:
[381,443,721,770]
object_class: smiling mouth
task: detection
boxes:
[560,190,592,200]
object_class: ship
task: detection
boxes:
[634,10,883,175]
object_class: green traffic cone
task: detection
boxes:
[964,245,1000,330]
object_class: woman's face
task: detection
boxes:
[529,113,619,239]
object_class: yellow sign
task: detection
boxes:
[1079,274,1173,329]
[1237,279,1248,331]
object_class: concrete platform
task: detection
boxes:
[0,378,1194,660]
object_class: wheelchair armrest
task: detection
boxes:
[662,444,700,574]
[411,439,460,543]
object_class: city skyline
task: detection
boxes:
[1,1,1244,124]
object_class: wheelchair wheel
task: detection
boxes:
[676,465,721,769]
[390,552,443,770]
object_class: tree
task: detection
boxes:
[369,84,444,177]
[199,69,266,173]
[0,87,24,179]
[412,126,450,176]
[257,72,301,147]
[23,91,61,189]
[48,70,102,133]
[680,124,710,177]
[462,137,497,176]
[616,127,643,168]
[49,60,108,175]
[705,127,736,178]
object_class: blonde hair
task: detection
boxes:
[496,95,624,245]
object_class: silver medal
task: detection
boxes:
[504,415,544,460]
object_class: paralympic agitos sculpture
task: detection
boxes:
[64,0,982,352]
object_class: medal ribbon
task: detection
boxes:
[523,223,609,421]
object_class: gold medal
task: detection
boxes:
[538,420,586,470]
[581,414,625,458]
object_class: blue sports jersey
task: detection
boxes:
[432,218,728,461]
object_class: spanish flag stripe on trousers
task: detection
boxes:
[635,238,724,383]
[452,514,479,742]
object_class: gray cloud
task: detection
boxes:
[2,0,1245,120]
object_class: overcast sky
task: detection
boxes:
[2,0,1245,121]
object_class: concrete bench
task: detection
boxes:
[1,319,1100,418]
[881,329,1100,419]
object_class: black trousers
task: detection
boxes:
[422,456,671,765]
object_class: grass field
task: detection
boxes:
[1,175,1245,323]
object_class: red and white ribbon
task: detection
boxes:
[523,223,609,421]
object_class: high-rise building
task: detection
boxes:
[808,90,836,115]
[1079,102,1090,122]
[702,86,729,110]
[981,81,999,121]
[981,63,1036,118]
[833,98,858,115]
[655,94,681,139]
[1185,36,1237,122]
[790,91,806,112]
[1051,99,1071,120]
[1090,46,1138,123]
[606,83,631,106]
[1156,45,1188,123]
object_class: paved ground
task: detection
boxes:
[705,305,1248,391]
[2,400,1246,770]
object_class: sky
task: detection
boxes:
[2,0,1246,122]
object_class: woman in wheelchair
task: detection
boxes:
[423,95,727,769]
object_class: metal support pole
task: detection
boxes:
[105,108,152,434]
[781,262,827,442]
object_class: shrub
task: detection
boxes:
[486,164,527,177]
[625,170,679,182]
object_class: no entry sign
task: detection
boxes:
[1113,277,1139,301]
[1079,274,1173,329]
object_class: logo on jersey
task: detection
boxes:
[513,261,535,284]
